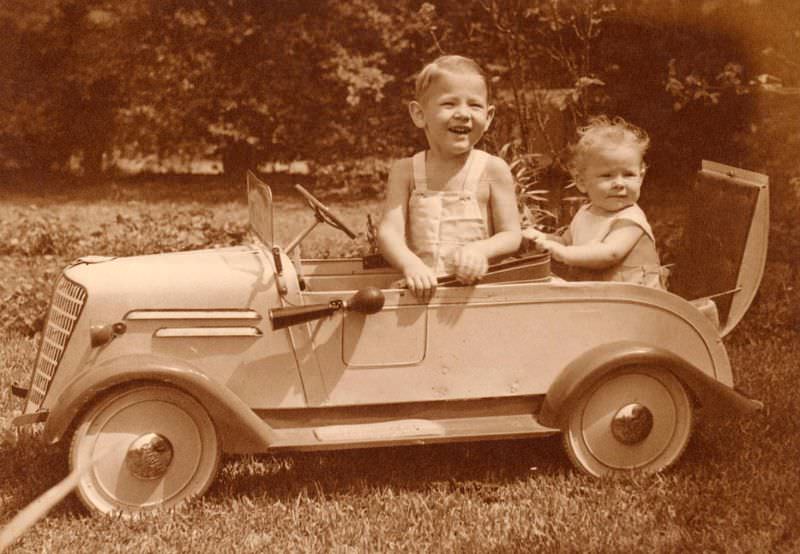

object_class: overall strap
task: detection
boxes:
[411,151,427,192]
[462,150,489,192]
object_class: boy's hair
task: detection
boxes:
[414,55,490,101]
[567,116,650,179]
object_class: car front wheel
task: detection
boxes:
[563,367,693,476]
[69,384,220,515]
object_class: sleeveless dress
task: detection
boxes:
[567,203,668,289]
[407,149,491,276]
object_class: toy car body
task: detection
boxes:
[11,161,768,515]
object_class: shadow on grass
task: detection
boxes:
[0,429,87,521]
[210,435,569,503]
[1,432,568,522]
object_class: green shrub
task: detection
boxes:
[0,207,250,337]
[311,157,390,198]
[0,207,249,260]
[0,257,64,338]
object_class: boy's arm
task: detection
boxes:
[464,157,522,260]
[377,159,438,299]
[542,220,643,269]
[451,157,521,283]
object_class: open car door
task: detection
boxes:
[670,160,769,336]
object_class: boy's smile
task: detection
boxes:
[449,125,471,135]
[409,70,494,159]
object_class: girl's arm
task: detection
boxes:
[377,159,437,300]
[523,226,571,245]
[542,220,644,269]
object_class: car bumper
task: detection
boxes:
[10,382,49,426]
[12,410,49,426]
[11,381,28,398]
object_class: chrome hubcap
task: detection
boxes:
[610,403,654,445]
[125,433,174,480]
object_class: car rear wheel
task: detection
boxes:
[563,367,693,476]
[69,385,220,515]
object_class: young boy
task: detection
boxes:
[377,55,521,301]
[524,116,667,289]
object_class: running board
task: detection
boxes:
[268,414,559,451]
[314,418,444,442]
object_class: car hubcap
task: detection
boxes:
[610,403,654,445]
[125,433,174,480]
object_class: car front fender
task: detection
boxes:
[537,340,762,429]
[43,354,277,453]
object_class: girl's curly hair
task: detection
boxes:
[567,116,650,180]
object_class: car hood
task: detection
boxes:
[63,245,275,311]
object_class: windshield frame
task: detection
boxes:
[246,171,274,247]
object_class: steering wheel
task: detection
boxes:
[294,184,357,239]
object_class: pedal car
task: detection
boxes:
[11,161,768,515]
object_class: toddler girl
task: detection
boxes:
[524,116,668,289]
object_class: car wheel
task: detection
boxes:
[563,367,693,476]
[69,384,220,515]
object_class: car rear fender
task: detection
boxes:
[537,341,762,429]
[42,354,277,453]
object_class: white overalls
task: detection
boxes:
[407,149,490,276]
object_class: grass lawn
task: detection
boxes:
[1,175,799,552]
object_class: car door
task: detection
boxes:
[299,283,557,406]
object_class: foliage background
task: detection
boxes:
[1,2,799,551]
[0,0,798,184]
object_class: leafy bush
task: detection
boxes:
[0,215,79,257]
[0,206,250,337]
[1,279,52,338]
[0,207,249,260]
[0,194,380,338]
[311,157,390,198]
[0,257,64,338]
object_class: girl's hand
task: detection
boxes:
[522,227,548,242]
[450,245,489,285]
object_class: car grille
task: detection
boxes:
[26,275,87,410]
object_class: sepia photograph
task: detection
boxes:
[1,1,798,551]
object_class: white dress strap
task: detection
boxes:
[412,151,427,192]
[462,150,489,191]
[610,205,656,243]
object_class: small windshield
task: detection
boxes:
[247,171,274,246]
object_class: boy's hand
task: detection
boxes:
[450,244,489,285]
[538,239,566,263]
[401,259,438,301]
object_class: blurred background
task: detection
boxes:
[2,7,800,547]
[0,0,797,197]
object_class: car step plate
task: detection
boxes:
[313,419,445,442]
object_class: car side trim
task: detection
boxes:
[126,310,261,320]
[537,341,762,429]
[42,354,277,453]
[154,327,262,337]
